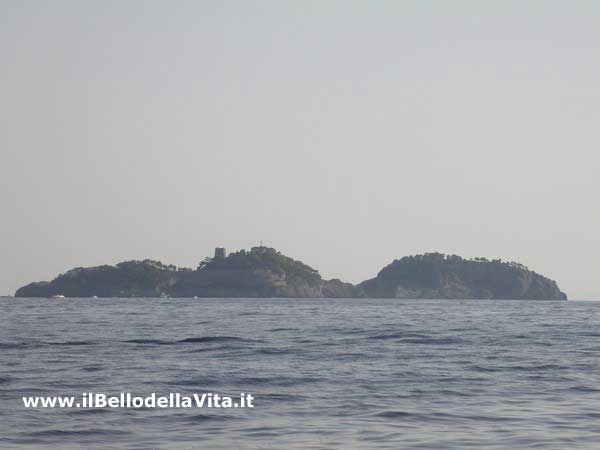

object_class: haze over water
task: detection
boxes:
[2,297,600,449]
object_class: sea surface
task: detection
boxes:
[1,298,600,449]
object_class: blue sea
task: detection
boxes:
[1,298,600,449]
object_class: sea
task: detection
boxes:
[1,297,600,449]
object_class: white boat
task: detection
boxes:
[50,294,65,299]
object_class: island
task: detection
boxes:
[359,253,567,300]
[15,246,358,299]
[14,247,567,300]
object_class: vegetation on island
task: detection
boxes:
[16,247,357,299]
[14,248,567,300]
[15,260,180,298]
[173,246,353,298]
[358,253,567,300]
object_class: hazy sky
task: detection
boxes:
[1,1,599,299]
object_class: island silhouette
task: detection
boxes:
[14,246,567,300]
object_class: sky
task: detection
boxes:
[1,1,599,299]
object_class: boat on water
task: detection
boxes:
[50,294,65,299]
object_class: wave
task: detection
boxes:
[124,339,173,345]
[375,411,518,423]
[366,332,463,345]
[375,411,416,419]
[49,341,96,346]
[0,340,96,349]
[178,336,246,344]
[173,376,222,386]
[0,342,37,349]
[368,332,429,340]
[398,337,464,345]
[469,364,567,373]
[254,348,299,355]
[568,386,600,393]
[184,414,237,423]
[66,408,112,416]
[236,376,323,387]
[26,429,131,438]
[123,336,250,345]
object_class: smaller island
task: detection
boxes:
[14,247,567,300]
[359,253,567,300]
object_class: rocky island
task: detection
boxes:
[15,246,357,299]
[14,247,567,300]
[359,253,567,300]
